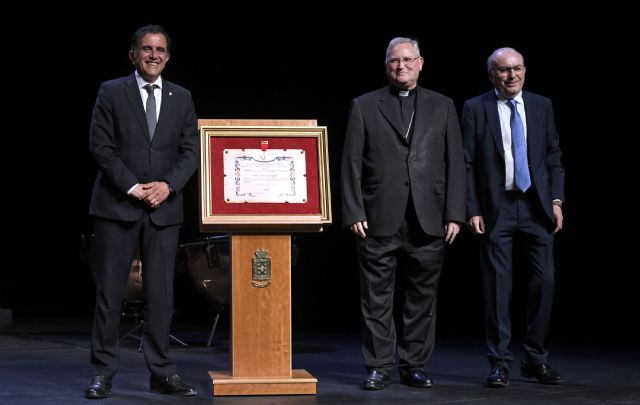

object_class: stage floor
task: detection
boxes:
[1,316,638,404]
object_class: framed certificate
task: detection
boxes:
[222,147,308,204]
[199,121,332,232]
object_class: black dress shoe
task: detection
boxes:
[363,369,391,390]
[487,364,509,387]
[520,361,563,384]
[150,374,197,396]
[85,375,112,399]
[400,368,434,388]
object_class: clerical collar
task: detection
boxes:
[391,86,417,97]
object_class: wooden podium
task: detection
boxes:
[198,120,331,396]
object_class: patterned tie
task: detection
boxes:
[507,99,531,192]
[144,84,158,139]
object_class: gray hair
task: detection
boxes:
[386,37,420,63]
[486,47,524,71]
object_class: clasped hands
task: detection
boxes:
[131,181,171,209]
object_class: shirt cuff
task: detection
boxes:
[127,183,139,195]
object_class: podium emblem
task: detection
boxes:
[252,248,272,288]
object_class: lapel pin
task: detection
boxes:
[169,91,173,96]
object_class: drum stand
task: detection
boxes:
[206,305,224,347]
[120,304,188,352]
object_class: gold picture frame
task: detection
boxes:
[199,120,332,233]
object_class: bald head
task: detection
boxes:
[487,47,526,99]
[487,48,524,71]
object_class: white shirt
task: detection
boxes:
[127,72,164,195]
[495,90,528,191]
[134,70,162,121]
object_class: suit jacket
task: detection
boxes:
[461,90,565,233]
[341,85,466,237]
[89,73,199,226]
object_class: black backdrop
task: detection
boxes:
[3,10,636,345]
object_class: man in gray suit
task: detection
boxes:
[461,47,565,388]
[86,25,199,399]
[341,37,466,390]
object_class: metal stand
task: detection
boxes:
[120,309,188,352]
[206,308,223,347]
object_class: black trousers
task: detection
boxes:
[90,215,180,379]
[357,207,445,372]
[480,191,555,366]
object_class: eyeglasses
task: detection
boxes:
[493,65,525,75]
[387,56,422,67]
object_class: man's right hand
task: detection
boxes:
[130,184,151,201]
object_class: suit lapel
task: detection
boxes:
[377,88,405,142]
[411,87,428,145]
[123,74,152,144]
[522,91,540,159]
[483,91,505,160]
[154,82,172,142]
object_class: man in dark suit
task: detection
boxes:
[341,37,465,390]
[461,47,565,388]
[85,25,199,399]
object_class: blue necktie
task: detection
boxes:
[507,99,531,192]
[144,84,158,139]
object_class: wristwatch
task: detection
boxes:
[166,182,175,194]
[552,199,562,207]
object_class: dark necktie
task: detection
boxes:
[507,99,531,192]
[144,84,158,139]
